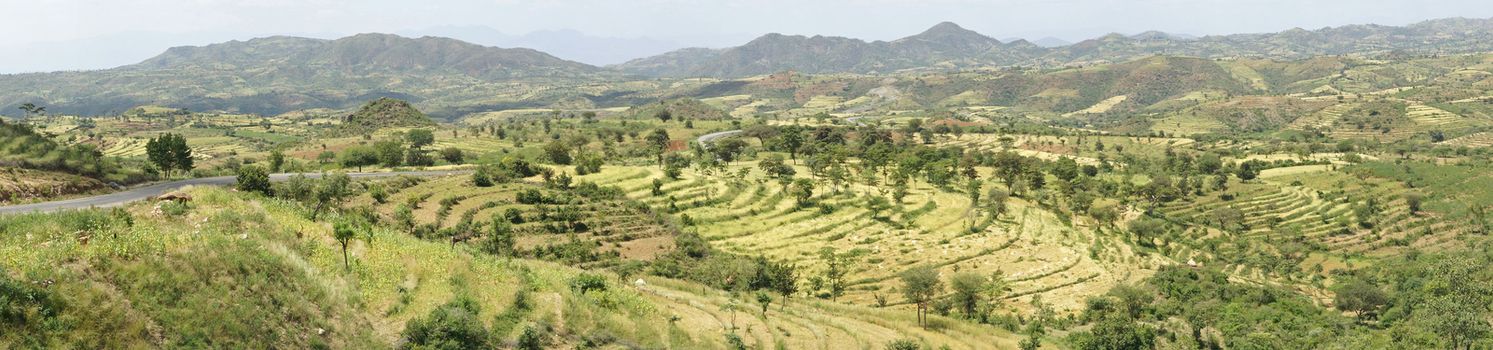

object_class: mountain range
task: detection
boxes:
[0,33,606,117]
[5,17,1493,117]
[615,17,1493,77]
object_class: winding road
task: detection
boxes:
[695,129,743,145]
[1,129,755,215]
[0,170,469,215]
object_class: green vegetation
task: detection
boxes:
[13,18,1493,348]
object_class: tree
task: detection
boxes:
[317,150,337,164]
[145,133,193,177]
[340,146,379,172]
[1406,192,1424,214]
[1333,280,1388,321]
[646,129,671,167]
[901,266,943,328]
[269,150,286,172]
[235,165,272,195]
[950,271,988,319]
[712,138,748,164]
[986,188,1009,219]
[867,196,892,220]
[17,103,45,120]
[483,214,516,256]
[778,127,805,163]
[405,129,435,149]
[770,262,799,309]
[400,296,491,350]
[404,146,434,166]
[374,139,404,167]
[821,248,852,301]
[791,178,815,208]
[756,291,773,317]
[1236,160,1262,181]
[311,173,352,220]
[333,220,357,270]
[1052,157,1080,182]
[440,147,464,164]
[1071,315,1156,350]
[472,165,496,187]
[655,109,672,123]
[543,141,572,164]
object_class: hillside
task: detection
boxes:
[0,182,1029,349]
[620,17,1493,78]
[0,34,607,118]
[333,98,438,136]
[616,22,1038,77]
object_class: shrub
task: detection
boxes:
[516,324,545,350]
[399,296,490,350]
[369,185,388,204]
[885,339,922,350]
[235,165,272,195]
[569,273,608,294]
[160,201,190,216]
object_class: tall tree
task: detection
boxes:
[405,129,435,149]
[146,133,193,177]
[950,271,988,319]
[646,129,671,167]
[340,146,379,172]
[901,266,943,328]
[821,248,852,301]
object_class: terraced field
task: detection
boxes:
[1289,102,1358,130]
[581,164,1154,313]
[350,174,677,261]
[1442,131,1493,147]
[1158,165,1471,263]
[1406,104,1464,126]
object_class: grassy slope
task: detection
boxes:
[0,185,1026,349]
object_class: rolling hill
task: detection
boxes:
[0,34,608,118]
[620,17,1493,78]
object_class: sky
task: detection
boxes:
[2,0,1490,73]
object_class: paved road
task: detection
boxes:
[0,170,469,215]
[696,130,743,145]
[0,128,806,214]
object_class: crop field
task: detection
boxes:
[1062,95,1127,117]
[578,164,1153,313]
[1150,113,1225,135]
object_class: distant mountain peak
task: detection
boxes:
[909,21,995,42]
[921,22,970,35]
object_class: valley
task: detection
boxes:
[6,11,1493,350]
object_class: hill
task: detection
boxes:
[622,98,730,122]
[0,178,1030,349]
[334,98,438,136]
[620,17,1493,78]
[0,34,607,118]
[615,22,1039,77]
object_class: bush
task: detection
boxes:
[369,185,388,204]
[399,296,490,350]
[516,324,545,350]
[160,201,191,216]
[569,273,608,294]
[440,147,464,164]
[885,339,922,350]
[235,165,272,195]
[503,208,525,224]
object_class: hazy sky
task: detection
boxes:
[3,0,1491,72]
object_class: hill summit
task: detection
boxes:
[335,98,436,136]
